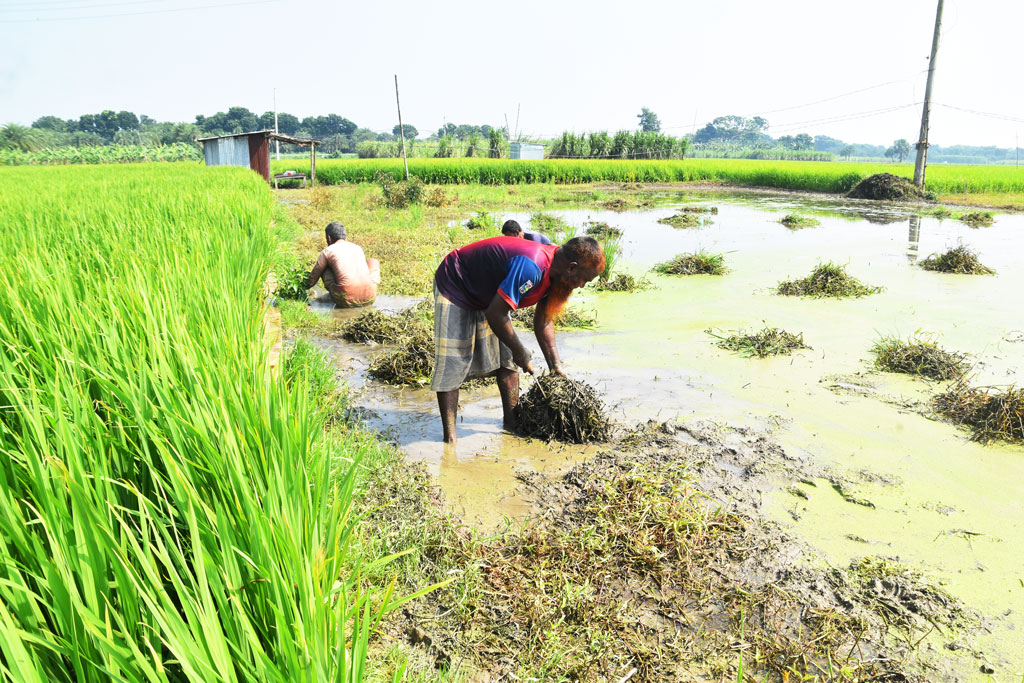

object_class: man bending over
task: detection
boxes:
[431,235,604,444]
[502,219,553,245]
[305,221,381,307]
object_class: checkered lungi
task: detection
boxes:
[430,282,516,392]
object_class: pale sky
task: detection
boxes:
[2,0,1022,148]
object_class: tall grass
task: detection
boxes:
[271,157,1024,195]
[0,164,404,680]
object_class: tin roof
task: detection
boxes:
[196,130,320,145]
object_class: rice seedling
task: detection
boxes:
[597,234,622,283]
[654,250,727,275]
[934,380,1024,443]
[530,211,569,232]
[273,158,1024,198]
[658,212,709,229]
[919,245,996,274]
[776,262,882,298]
[585,221,623,239]
[514,374,612,442]
[0,164,415,681]
[777,213,820,229]
[708,326,810,358]
[871,334,969,380]
[957,210,995,227]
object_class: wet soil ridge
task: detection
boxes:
[514,374,612,443]
[919,245,996,275]
[871,334,970,380]
[708,326,811,358]
[848,173,928,201]
[934,379,1024,443]
[371,423,982,682]
[777,262,883,298]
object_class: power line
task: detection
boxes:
[0,0,168,12]
[0,0,281,22]
[767,103,920,135]
[935,103,1024,125]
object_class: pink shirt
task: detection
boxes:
[305,240,378,303]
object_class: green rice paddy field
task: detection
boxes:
[272,157,1024,197]
[0,164,400,681]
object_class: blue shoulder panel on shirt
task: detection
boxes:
[497,255,543,309]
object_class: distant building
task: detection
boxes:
[197,130,320,184]
[510,142,545,161]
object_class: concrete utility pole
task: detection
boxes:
[913,0,944,188]
[273,88,280,161]
[394,75,409,180]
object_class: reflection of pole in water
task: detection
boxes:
[907,215,921,264]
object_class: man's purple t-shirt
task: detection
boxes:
[435,236,558,311]
[524,231,553,245]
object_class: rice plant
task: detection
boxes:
[598,235,622,282]
[0,164,421,681]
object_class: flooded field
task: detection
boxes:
[312,190,1023,676]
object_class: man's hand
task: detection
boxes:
[550,363,566,377]
[513,346,535,375]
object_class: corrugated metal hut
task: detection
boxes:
[510,142,545,160]
[197,131,320,184]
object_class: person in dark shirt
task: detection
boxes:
[501,219,553,245]
[431,235,604,444]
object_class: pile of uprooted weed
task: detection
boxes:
[708,326,810,358]
[934,379,1024,443]
[777,262,882,298]
[657,213,708,229]
[530,211,569,233]
[367,328,434,386]
[602,196,654,211]
[584,221,623,239]
[367,438,974,682]
[680,205,718,214]
[778,213,820,229]
[848,173,927,201]
[958,210,995,227]
[592,273,654,292]
[510,305,596,330]
[654,250,727,275]
[514,374,611,442]
[342,305,430,344]
[920,245,996,274]
[872,334,969,380]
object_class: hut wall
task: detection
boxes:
[202,136,251,168]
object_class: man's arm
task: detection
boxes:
[484,295,534,374]
[304,252,328,289]
[533,296,564,375]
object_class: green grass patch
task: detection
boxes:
[708,326,810,358]
[919,245,996,274]
[776,262,882,298]
[871,334,969,380]
[654,250,727,275]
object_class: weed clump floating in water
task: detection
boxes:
[708,326,810,358]
[681,205,718,214]
[514,374,611,443]
[342,305,430,344]
[592,273,653,292]
[510,305,596,330]
[778,213,820,229]
[776,262,882,298]
[957,211,995,227]
[654,250,727,276]
[919,245,995,275]
[871,334,969,380]
[934,380,1024,443]
[530,211,568,233]
[466,211,498,231]
[658,213,709,229]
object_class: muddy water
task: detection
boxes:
[318,192,1024,675]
